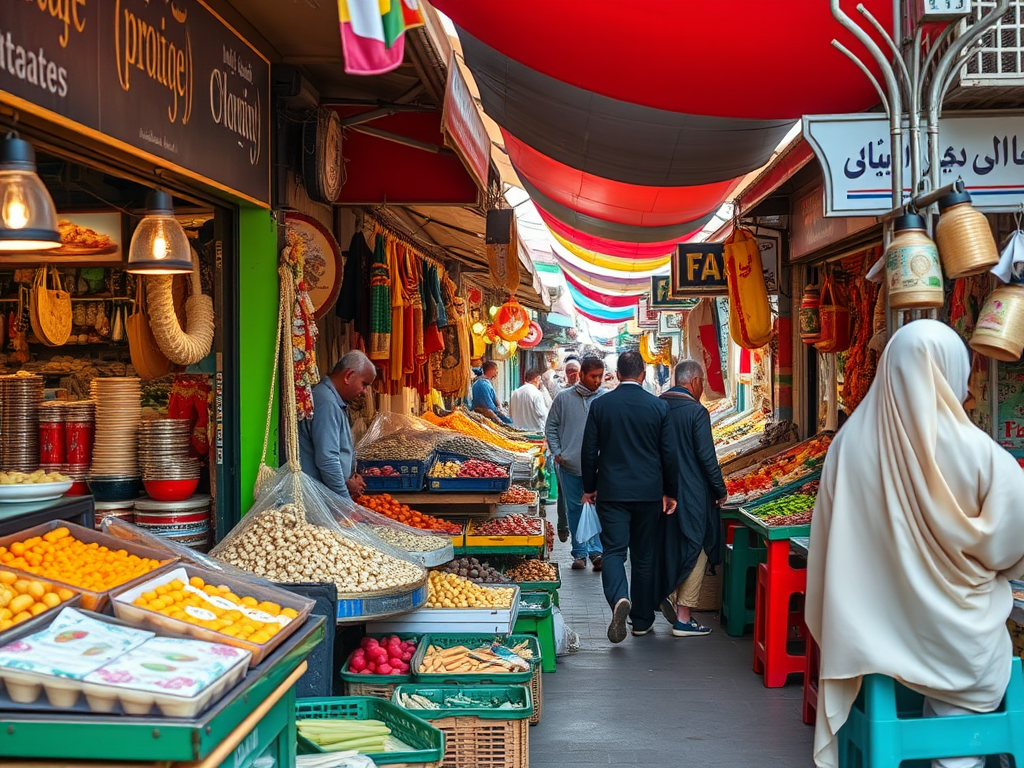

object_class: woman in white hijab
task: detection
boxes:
[805,319,1024,768]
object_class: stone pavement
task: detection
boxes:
[528,520,815,768]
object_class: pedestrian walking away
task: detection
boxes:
[553,358,582,541]
[546,357,606,572]
[581,350,677,643]
[297,350,376,501]
[509,368,550,433]
[656,359,727,638]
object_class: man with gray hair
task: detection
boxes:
[656,359,727,637]
[298,350,377,500]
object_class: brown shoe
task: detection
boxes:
[607,598,631,643]
[571,558,587,570]
[591,555,603,572]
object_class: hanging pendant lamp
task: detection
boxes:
[0,133,60,252]
[126,189,193,274]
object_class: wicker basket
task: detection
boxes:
[528,664,542,726]
[433,715,529,768]
[343,678,403,699]
[1009,618,1024,659]
[692,568,722,613]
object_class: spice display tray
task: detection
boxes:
[110,565,315,668]
[0,614,325,762]
[737,507,811,541]
[0,520,177,611]
[358,457,433,492]
[410,633,539,685]
[465,518,545,551]
[428,452,513,494]
[295,695,445,766]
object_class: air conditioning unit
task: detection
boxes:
[960,1,1024,86]
[272,65,320,111]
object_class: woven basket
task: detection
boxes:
[693,568,722,612]
[343,679,402,700]
[433,715,528,768]
[528,664,542,726]
[30,266,72,346]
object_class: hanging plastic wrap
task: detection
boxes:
[210,465,427,621]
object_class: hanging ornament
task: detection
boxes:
[935,185,999,279]
[493,298,531,341]
[799,282,822,345]
[518,321,543,348]
[970,284,1024,362]
[492,338,517,360]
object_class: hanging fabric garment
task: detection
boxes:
[438,287,470,397]
[368,233,391,361]
[422,261,445,355]
[337,232,372,345]
[388,237,407,383]
[282,229,320,420]
[168,374,212,456]
[398,244,418,379]
[686,298,725,398]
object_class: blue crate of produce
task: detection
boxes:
[358,457,432,492]
[427,452,512,494]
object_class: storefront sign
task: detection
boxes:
[804,112,1024,217]
[650,275,698,308]
[790,183,876,261]
[443,55,490,190]
[0,0,271,206]
[672,244,727,296]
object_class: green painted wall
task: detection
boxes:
[238,207,279,514]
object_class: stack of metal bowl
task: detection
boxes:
[139,418,200,502]
[0,373,43,473]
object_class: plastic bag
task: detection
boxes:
[210,465,426,599]
[576,501,601,543]
[552,605,581,656]
[355,411,440,463]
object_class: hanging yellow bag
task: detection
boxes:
[725,227,773,349]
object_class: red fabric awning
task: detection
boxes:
[562,270,647,306]
[433,0,891,119]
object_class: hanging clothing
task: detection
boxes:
[368,233,391,361]
[805,320,1024,768]
[337,232,371,344]
[388,238,406,383]
[168,375,212,457]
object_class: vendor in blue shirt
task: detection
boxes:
[298,350,376,499]
[470,360,512,426]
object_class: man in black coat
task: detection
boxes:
[656,359,728,637]
[581,350,678,643]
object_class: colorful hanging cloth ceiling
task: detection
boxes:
[554,251,662,294]
[563,270,645,307]
[567,282,637,323]
[550,232,671,272]
[538,208,699,260]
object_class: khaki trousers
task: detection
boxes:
[674,549,708,608]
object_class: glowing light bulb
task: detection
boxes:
[2,187,29,229]
[153,231,168,260]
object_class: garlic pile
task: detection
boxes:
[217,504,424,594]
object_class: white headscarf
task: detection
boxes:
[805,319,1024,768]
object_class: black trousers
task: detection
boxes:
[597,499,661,631]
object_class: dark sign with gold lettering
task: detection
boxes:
[0,0,270,206]
[671,244,728,297]
[650,275,698,309]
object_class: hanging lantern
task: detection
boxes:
[127,189,193,274]
[798,283,822,345]
[935,186,999,279]
[0,133,60,252]
[886,213,943,310]
[492,338,517,360]
[970,284,1024,362]
[471,321,487,336]
[518,321,543,348]
[493,298,531,341]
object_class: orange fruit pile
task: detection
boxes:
[0,570,76,631]
[0,527,164,592]
[356,493,462,535]
[132,575,299,646]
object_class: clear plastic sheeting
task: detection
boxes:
[210,466,426,602]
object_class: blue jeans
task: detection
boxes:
[560,470,603,561]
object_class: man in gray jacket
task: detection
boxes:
[545,356,606,571]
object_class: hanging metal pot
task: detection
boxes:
[935,185,999,279]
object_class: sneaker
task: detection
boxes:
[558,527,570,543]
[631,626,653,637]
[571,558,587,570]
[672,618,712,637]
[660,598,677,626]
[591,555,603,572]
[607,598,631,643]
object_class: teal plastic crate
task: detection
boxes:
[411,634,539,684]
[392,684,533,720]
[339,633,422,690]
[295,696,444,766]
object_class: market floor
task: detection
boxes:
[530,514,815,768]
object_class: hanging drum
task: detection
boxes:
[518,321,543,348]
[493,298,531,341]
[302,108,345,204]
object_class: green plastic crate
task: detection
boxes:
[411,633,540,684]
[392,684,533,720]
[517,592,552,616]
[295,696,444,766]
[338,633,422,688]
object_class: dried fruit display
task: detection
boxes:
[472,515,541,536]
[429,458,508,479]
[355,494,462,536]
[499,486,537,505]
[371,526,450,552]
[422,410,535,454]
[440,557,507,584]
[357,432,435,462]
[764,510,814,527]
[417,639,532,673]
[725,434,832,504]
[504,560,558,582]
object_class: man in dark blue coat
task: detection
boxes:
[581,350,678,643]
[657,359,728,637]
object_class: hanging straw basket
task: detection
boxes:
[29,266,72,346]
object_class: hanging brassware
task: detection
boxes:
[799,282,822,345]
[935,184,999,279]
[493,297,531,342]
[969,284,1024,362]
[886,213,944,310]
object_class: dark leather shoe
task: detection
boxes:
[591,555,603,572]
[571,558,587,570]
[558,527,570,543]
[608,598,631,643]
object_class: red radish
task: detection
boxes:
[400,651,413,662]
[359,668,373,675]
[377,663,393,674]
[349,656,367,672]
[367,661,377,672]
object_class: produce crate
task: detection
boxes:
[358,457,433,492]
[369,585,520,636]
[428,452,513,494]
[339,633,422,699]
[111,565,315,668]
[0,567,83,644]
[737,506,811,541]
[464,517,545,551]
[411,633,539,685]
[0,520,177,611]
[390,684,530,768]
[295,695,445,767]
[510,562,561,608]
[514,593,556,676]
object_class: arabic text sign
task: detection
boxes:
[803,113,1024,216]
